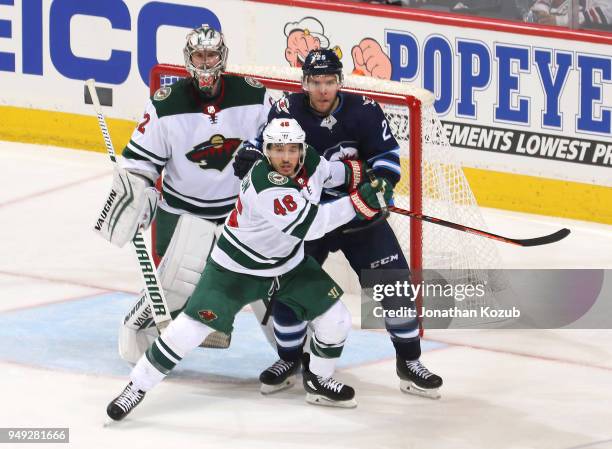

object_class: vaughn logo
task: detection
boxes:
[94,189,118,231]
[186,134,242,171]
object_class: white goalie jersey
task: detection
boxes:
[121,75,274,219]
[210,146,355,277]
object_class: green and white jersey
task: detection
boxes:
[211,146,355,277]
[121,75,273,219]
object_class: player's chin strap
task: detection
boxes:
[343,169,390,235]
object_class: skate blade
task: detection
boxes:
[199,331,231,349]
[305,393,357,409]
[400,380,441,399]
[260,376,296,395]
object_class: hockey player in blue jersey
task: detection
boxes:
[233,49,443,400]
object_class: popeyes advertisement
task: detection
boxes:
[1,0,610,184]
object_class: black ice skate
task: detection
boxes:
[106,382,146,421]
[397,358,443,399]
[302,365,357,408]
[259,358,301,394]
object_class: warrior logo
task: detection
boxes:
[328,286,341,299]
[198,310,218,322]
[186,134,242,171]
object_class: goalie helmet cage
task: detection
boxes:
[149,63,507,329]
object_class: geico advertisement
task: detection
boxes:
[0,0,610,180]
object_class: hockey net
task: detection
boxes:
[149,63,508,324]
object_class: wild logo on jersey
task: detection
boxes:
[186,134,242,171]
[198,310,218,322]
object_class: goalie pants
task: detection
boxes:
[130,257,351,391]
[273,219,421,362]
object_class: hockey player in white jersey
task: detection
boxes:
[93,25,277,362]
[105,119,394,419]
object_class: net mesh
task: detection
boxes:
[151,64,510,320]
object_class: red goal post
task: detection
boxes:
[148,63,506,325]
[149,63,429,270]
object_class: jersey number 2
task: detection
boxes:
[137,113,151,134]
[274,195,297,215]
[381,120,392,141]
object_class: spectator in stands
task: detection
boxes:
[527,0,612,30]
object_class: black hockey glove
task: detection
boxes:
[233,143,263,179]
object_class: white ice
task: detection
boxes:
[1,141,612,449]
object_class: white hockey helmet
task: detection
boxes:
[183,24,228,94]
[262,118,307,176]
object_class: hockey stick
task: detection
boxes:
[85,79,171,331]
[388,206,571,247]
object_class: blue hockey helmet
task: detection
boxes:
[301,49,343,84]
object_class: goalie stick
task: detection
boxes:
[85,79,171,331]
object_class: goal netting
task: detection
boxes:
[149,63,510,327]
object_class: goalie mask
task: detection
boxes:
[301,49,344,89]
[183,25,228,94]
[262,119,307,177]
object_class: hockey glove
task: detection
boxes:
[232,142,263,179]
[342,159,367,191]
[93,168,158,247]
[349,176,393,220]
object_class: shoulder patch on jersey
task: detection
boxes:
[154,87,171,101]
[268,171,289,185]
[275,95,290,114]
[244,77,264,89]
[362,95,377,107]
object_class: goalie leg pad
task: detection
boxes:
[158,213,219,311]
[119,214,222,363]
[94,168,158,248]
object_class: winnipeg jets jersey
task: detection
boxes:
[262,92,402,190]
[210,146,353,277]
[121,75,273,219]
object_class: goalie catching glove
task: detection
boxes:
[349,176,393,220]
[93,167,158,247]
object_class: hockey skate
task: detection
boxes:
[106,382,146,421]
[302,369,357,408]
[396,358,443,399]
[259,358,301,394]
[302,354,356,408]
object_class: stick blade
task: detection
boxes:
[514,228,571,247]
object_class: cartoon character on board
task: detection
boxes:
[283,17,392,80]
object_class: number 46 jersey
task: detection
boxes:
[210,146,356,277]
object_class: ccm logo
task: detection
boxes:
[370,254,399,269]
